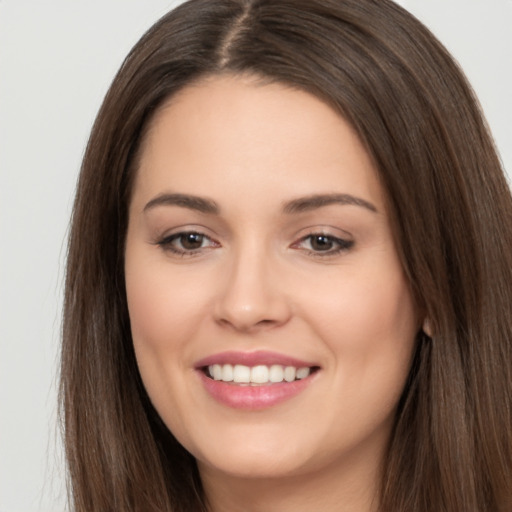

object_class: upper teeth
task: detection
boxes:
[208,364,311,384]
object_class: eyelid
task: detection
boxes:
[152,225,354,258]
[152,223,218,243]
[154,227,220,257]
[290,229,354,257]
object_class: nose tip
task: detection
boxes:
[216,303,285,333]
[213,258,291,333]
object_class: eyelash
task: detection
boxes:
[292,233,354,256]
[156,231,219,256]
[156,231,354,257]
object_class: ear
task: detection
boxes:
[422,318,432,337]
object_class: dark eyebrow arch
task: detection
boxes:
[283,193,378,214]
[143,193,219,214]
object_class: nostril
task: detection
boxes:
[213,269,292,332]
[216,315,286,333]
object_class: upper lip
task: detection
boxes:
[195,350,318,369]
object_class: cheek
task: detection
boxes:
[124,245,208,402]
[126,274,176,359]
[344,273,416,340]
[124,258,209,439]
[300,258,418,399]
[304,250,417,346]
[125,255,209,351]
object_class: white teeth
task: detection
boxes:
[206,364,312,384]
[233,364,251,383]
[222,363,234,382]
[284,366,296,382]
[212,364,222,380]
[296,367,310,379]
[251,365,270,383]
[269,364,284,383]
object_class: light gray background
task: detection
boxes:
[1,1,510,511]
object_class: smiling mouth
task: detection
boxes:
[203,364,320,385]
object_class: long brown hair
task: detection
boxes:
[61,0,512,510]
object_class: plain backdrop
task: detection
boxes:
[0,1,510,511]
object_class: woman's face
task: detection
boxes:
[125,75,419,483]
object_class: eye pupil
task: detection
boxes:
[311,235,333,251]
[181,233,203,249]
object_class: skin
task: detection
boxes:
[125,75,420,512]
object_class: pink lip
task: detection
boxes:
[194,351,319,410]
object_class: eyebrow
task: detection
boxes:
[143,193,220,214]
[283,193,378,214]
[143,192,378,216]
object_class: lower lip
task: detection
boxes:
[197,371,316,410]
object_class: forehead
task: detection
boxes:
[132,74,385,213]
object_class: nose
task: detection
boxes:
[213,246,292,333]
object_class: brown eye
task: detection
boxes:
[157,231,218,255]
[292,233,354,256]
[179,232,205,250]
[310,235,335,251]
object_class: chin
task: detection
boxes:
[197,449,314,481]
[182,423,321,479]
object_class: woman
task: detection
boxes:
[61,0,512,510]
